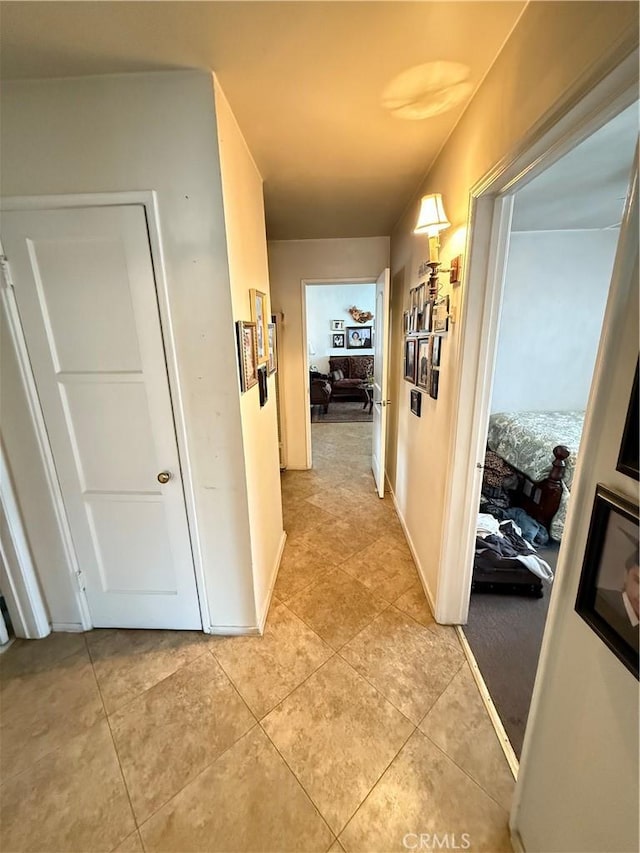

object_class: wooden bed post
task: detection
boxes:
[512,444,570,533]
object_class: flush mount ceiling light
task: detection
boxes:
[381,61,472,120]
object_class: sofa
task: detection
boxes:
[328,356,374,401]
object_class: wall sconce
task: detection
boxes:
[414,193,450,299]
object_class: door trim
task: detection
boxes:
[436,48,639,625]
[0,191,211,632]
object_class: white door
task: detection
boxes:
[2,205,202,630]
[372,268,390,498]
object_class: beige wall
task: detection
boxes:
[215,79,285,624]
[387,0,639,601]
[268,237,390,469]
[0,71,261,630]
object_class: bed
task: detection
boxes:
[487,410,585,540]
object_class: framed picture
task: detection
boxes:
[249,288,269,364]
[267,322,277,375]
[403,310,411,335]
[410,389,422,417]
[429,368,439,399]
[404,338,417,384]
[617,361,639,481]
[258,365,268,407]
[575,486,639,678]
[432,295,450,333]
[346,326,372,349]
[421,299,433,333]
[331,320,344,331]
[236,321,259,392]
[416,337,430,390]
[332,332,345,348]
[432,334,442,368]
[450,254,463,285]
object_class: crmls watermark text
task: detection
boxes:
[403,833,471,850]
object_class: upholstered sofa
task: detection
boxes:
[328,356,374,401]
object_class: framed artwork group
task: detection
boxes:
[330,320,373,350]
[237,291,277,399]
[404,332,442,400]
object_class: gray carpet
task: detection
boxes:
[311,401,373,423]
[463,542,559,758]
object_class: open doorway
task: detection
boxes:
[462,102,638,759]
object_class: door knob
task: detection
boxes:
[157,471,171,484]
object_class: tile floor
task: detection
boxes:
[0,422,514,852]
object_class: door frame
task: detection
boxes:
[300,276,377,469]
[437,48,639,625]
[0,191,210,632]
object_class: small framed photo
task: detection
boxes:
[250,289,269,364]
[332,332,345,348]
[432,295,450,333]
[617,361,639,481]
[331,320,344,331]
[403,311,411,335]
[236,321,259,392]
[575,486,639,678]
[421,299,433,333]
[450,254,463,285]
[416,337,430,390]
[258,365,268,407]
[267,322,277,375]
[404,338,417,384]
[410,389,422,417]
[429,368,440,399]
[432,334,442,368]
[346,326,372,349]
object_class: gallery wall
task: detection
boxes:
[491,228,619,413]
[305,282,375,375]
[268,237,390,469]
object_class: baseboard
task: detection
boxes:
[509,828,526,852]
[456,625,519,780]
[385,476,437,616]
[51,622,85,633]
[258,530,287,634]
[207,624,262,636]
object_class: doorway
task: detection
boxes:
[1,201,202,630]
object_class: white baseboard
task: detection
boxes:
[258,530,287,634]
[385,476,437,616]
[51,622,84,633]
[456,625,519,780]
[207,624,262,636]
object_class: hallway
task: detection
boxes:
[0,423,514,852]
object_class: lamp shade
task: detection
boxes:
[414,193,450,235]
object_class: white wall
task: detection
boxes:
[268,237,390,469]
[491,229,619,413]
[0,71,263,631]
[306,282,375,374]
[513,239,638,852]
[214,79,285,626]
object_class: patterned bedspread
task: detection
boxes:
[487,410,585,541]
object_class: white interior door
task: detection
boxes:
[2,205,202,630]
[372,268,390,498]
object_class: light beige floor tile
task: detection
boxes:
[209,602,332,718]
[341,537,418,602]
[274,540,338,602]
[140,726,334,852]
[112,831,144,852]
[0,718,135,853]
[262,655,414,834]
[340,731,511,853]
[111,653,255,822]
[1,647,104,780]
[286,569,388,650]
[305,486,365,517]
[0,632,87,683]
[393,581,436,627]
[284,502,337,538]
[87,628,207,713]
[419,664,515,812]
[328,841,346,852]
[340,607,464,724]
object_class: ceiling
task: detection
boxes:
[512,101,639,232]
[0,1,526,239]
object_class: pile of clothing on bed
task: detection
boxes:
[473,451,553,597]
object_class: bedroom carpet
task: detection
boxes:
[462,542,559,759]
[311,401,373,423]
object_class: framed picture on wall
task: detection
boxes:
[249,288,269,364]
[346,326,372,349]
[258,365,268,407]
[332,332,345,348]
[617,360,639,481]
[267,322,277,375]
[432,295,450,333]
[410,389,422,417]
[331,320,344,331]
[416,337,430,390]
[236,321,259,392]
[575,486,639,679]
[404,338,417,383]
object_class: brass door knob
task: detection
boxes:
[157,471,171,484]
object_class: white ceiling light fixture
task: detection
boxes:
[382,61,472,120]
